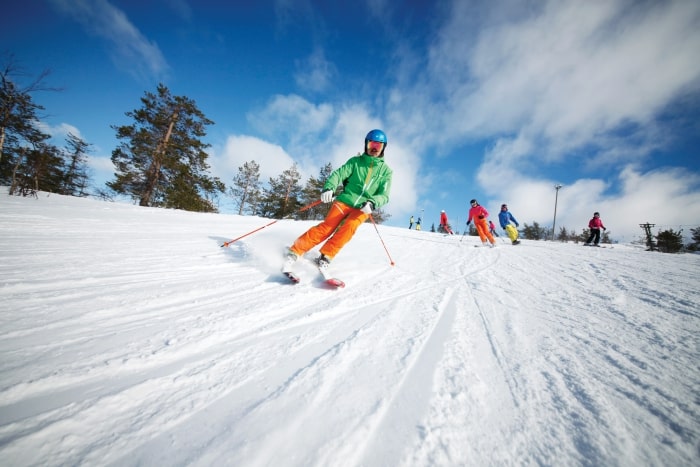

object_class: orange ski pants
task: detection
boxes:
[475,218,496,244]
[290,201,369,260]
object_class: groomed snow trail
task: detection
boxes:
[0,192,698,466]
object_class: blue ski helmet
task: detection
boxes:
[365,129,387,145]
[365,129,387,156]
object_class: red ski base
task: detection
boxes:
[284,272,344,288]
[325,278,345,288]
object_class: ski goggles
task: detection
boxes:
[367,140,384,151]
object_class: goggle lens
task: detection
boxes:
[368,140,384,150]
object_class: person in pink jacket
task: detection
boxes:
[466,199,496,247]
[488,220,499,237]
[584,212,606,246]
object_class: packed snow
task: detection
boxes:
[0,191,698,467]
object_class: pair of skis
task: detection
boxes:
[284,262,345,288]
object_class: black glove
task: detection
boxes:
[603,227,606,231]
[466,221,471,227]
[478,215,484,219]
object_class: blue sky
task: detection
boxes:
[3,0,700,241]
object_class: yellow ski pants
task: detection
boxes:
[504,224,519,242]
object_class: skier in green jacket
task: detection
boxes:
[284,129,393,274]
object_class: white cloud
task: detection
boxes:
[294,48,336,94]
[35,120,82,141]
[211,135,296,184]
[87,155,116,181]
[388,0,700,168]
[428,0,700,155]
[248,94,334,148]
[48,0,169,81]
[377,0,700,237]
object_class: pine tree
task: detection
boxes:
[163,164,224,212]
[580,228,590,243]
[61,133,91,197]
[301,163,332,220]
[229,160,262,215]
[543,226,553,241]
[556,226,569,242]
[0,57,55,186]
[258,164,303,218]
[368,206,390,224]
[569,229,578,243]
[656,228,683,253]
[1,58,93,198]
[689,226,700,251]
[107,83,223,212]
[521,222,546,240]
[9,140,67,197]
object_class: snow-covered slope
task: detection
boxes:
[1,191,698,466]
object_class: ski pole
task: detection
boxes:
[221,200,323,247]
[460,223,469,243]
[369,214,395,266]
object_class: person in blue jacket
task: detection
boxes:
[498,204,520,245]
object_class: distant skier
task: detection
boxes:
[488,220,499,237]
[439,210,454,234]
[498,204,520,245]
[283,129,393,276]
[466,199,496,247]
[584,212,606,246]
[416,217,422,231]
[409,215,414,229]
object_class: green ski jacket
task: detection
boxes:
[323,153,393,209]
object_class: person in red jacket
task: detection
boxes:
[439,210,454,234]
[584,212,606,246]
[466,199,496,247]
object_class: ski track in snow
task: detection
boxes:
[0,191,698,466]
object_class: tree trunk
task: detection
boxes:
[140,110,178,206]
[8,148,24,195]
[0,125,6,164]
